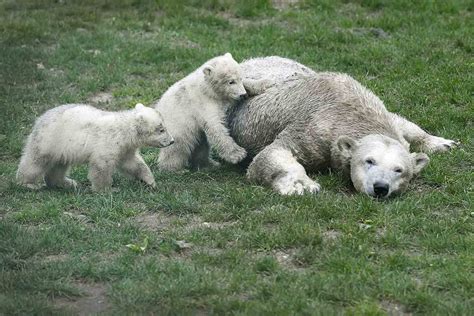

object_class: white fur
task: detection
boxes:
[341,135,429,197]
[234,57,457,197]
[266,149,320,195]
[154,53,272,171]
[16,103,174,192]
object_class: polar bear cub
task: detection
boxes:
[155,53,273,171]
[16,103,174,192]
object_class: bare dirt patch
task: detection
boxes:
[133,212,177,231]
[380,300,412,316]
[42,254,69,263]
[272,0,300,10]
[322,229,342,243]
[274,249,305,271]
[181,215,238,232]
[54,282,109,315]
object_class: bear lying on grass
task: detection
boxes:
[154,53,273,171]
[16,103,174,192]
[228,57,458,197]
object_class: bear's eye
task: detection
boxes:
[156,127,165,133]
[365,158,376,165]
[228,80,236,85]
[394,167,403,174]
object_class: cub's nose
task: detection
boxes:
[373,182,389,197]
[239,93,248,100]
[169,140,175,145]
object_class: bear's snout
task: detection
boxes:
[373,181,389,198]
[239,93,248,100]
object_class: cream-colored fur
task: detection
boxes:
[154,53,272,171]
[230,57,458,197]
[16,103,174,192]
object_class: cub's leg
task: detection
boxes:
[190,137,220,170]
[88,156,116,192]
[44,163,77,189]
[243,78,275,96]
[247,143,320,195]
[158,143,191,172]
[389,113,459,153]
[119,150,156,188]
[201,113,247,164]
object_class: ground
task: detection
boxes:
[0,0,473,314]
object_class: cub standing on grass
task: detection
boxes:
[154,52,273,171]
[16,103,174,192]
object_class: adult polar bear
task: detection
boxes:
[225,57,457,198]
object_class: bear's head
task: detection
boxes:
[202,52,247,101]
[336,134,429,198]
[134,103,174,148]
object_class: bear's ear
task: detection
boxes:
[136,111,145,122]
[203,65,213,77]
[412,152,429,174]
[135,103,145,110]
[336,135,357,157]
[224,52,233,59]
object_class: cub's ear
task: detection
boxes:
[135,103,145,110]
[412,152,429,174]
[336,136,357,158]
[224,52,233,59]
[202,65,213,77]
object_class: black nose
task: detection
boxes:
[373,182,389,197]
[169,140,174,145]
[239,93,248,100]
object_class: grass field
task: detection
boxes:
[0,0,473,314]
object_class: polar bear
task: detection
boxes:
[154,53,273,171]
[16,103,174,192]
[228,57,458,197]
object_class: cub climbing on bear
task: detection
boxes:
[154,53,273,171]
[16,103,174,192]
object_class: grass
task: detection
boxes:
[0,0,473,314]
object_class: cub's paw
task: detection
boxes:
[209,158,221,167]
[24,183,44,190]
[273,173,321,196]
[424,136,460,153]
[64,178,78,190]
[222,146,247,164]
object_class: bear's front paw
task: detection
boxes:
[223,146,247,164]
[147,180,157,189]
[259,79,275,91]
[273,173,321,196]
[424,136,460,153]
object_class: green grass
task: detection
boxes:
[1,0,473,314]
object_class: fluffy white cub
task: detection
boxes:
[155,52,273,171]
[16,103,174,192]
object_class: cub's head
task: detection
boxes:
[336,134,429,198]
[202,52,247,101]
[135,103,174,148]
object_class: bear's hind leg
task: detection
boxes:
[158,144,192,172]
[190,138,220,170]
[44,163,77,189]
[247,144,320,195]
[389,113,459,153]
